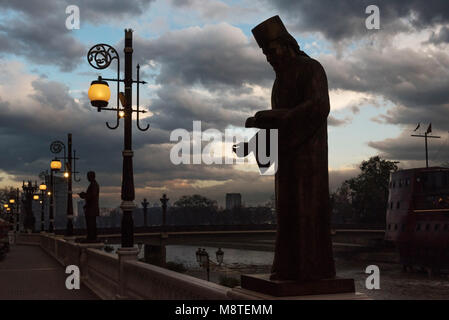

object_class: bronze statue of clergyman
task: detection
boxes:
[243,16,336,283]
[78,171,100,242]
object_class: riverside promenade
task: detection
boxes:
[0,244,97,300]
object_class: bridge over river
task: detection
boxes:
[0,225,383,300]
[54,224,386,250]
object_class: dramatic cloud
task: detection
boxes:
[264,0,449,42]
[6,0,449,208]
[368,129,449,168]
[134,23,272,90]
[0,0,155,71]
[169,0,260,23]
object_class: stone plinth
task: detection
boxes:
[241,274,355,297]
[229,287,369,300]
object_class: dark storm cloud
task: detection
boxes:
[320,45,449,121]
[127,23,277,134]
[264,0,449,42]
[0,0,155,71]
[324,43,449,164]
[0,0,155,22]
[0,15,85,71]
[271,1,449,165]
[148,84,267,132]
[133,23,273,90]
[368,129,449,167]
[0,74,167,184]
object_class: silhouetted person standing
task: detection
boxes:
[79,171,99,242]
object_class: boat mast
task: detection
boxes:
[411,123,440,168]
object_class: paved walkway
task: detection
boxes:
[0,244,97,300]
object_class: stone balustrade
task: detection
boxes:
[123,260,229,299]
[83,248,119,299]
[14,232,366,300]
[15,232,232,300]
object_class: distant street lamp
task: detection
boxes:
[195,248,225,282]
[48,159,60,233]
[216,248,224,266]
[51,158,62,171]
[195,247,201,263]
[9,189,20,232]
[50,136,80,237]
[87,29,149,248]
[141,198,149,227]
[160,194,169,231]
[39,183,47,231]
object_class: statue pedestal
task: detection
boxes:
[241,274,355,297]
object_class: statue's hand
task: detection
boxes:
[245,117,257,128]
[254,110,287,129]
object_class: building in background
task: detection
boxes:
[226,193,242,210]
[37,174,68,230]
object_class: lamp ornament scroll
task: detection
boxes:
[86,41,149,131]
[87,44,119,70]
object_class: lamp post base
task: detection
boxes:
[117,247,139,299]
[120,201,136,248]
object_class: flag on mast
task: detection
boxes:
[426,123,432,134]
[414,123,420,131]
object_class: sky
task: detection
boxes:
[1,0,449,208]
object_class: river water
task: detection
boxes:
[166,245,274,268]
[106,244,273,269]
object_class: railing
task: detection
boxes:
[13,232,367,300]
[83,249,119,299]
[123,260,229,299]
[15,233,233,300]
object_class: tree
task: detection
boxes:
[333,156,398,225]
[171,195,218,225]
[330,181,354,224]
[174,194,217,209]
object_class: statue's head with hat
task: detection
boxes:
[252,15,306,70]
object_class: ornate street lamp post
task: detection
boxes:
[141,198,149,227]
[4,203,12,228]
[160,194,169,231]
[195,248,225,282]
[38,183,47,232]
[8,189,19,232]
[22,181,38,232]
[50,135,80,237]
[48,158,62,233]
[87,29,149,248]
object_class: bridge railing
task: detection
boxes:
[13,232,368,300]
[123,259,229,299]
[15,233,233,300]
[83,248,119,299]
